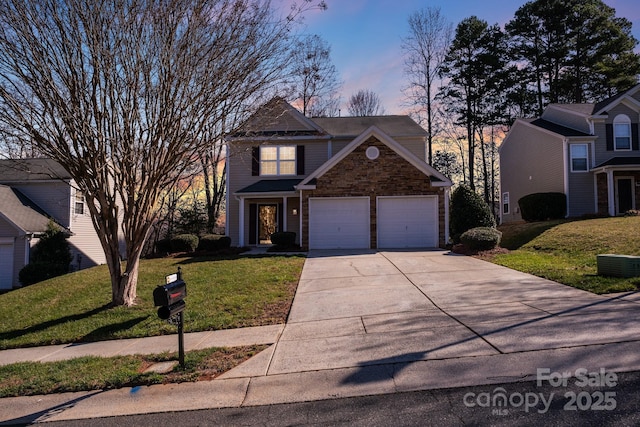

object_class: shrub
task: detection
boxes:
[19,221,72,286]
[449,184,495,243]
[198,234,232,251]
[31,221,72,267]
[19,262,69,286]
[170,234,199,253]
[518,192,566,222]
[155,238,172,254]
[270,231,296,248]
[460,227,502,251]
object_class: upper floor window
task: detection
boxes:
[260,146,296,176]
[570,144,588,172]
[614,114,631,151]
[502,192,510,215]
[74,190,85,215]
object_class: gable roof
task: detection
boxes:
[298,126,451,188]
[0,185,61,234]
[229,97,326,138]
[0,158,71,182]
[312,116,428,139]
[593,84,640,115]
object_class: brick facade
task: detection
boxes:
[596,171,640,215]
[301,137,447,249]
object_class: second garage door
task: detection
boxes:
[377,196,438,248]
[309,197,370,249]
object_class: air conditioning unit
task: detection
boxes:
[597,254,640,278]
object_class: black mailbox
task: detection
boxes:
[153,280,187,307]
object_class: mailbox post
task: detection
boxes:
[153,267,187,367]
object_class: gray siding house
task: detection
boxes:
[500,84,640,223]
[0,159,106,289]
[226,97,452,250]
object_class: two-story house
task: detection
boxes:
[226,97,452,250]
[500,84,640,223]
[0,158,107,289]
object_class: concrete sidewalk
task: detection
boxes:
[3,250,640,424]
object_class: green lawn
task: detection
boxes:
[0,254,305,350]
[492,216,640,294]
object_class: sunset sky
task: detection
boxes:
[297,0,640,114]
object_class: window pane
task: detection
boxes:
[261,146,277,160]
[615,137,631,150]
[614,123,630,137]
[571,145,587,157]
[572,158,587,171]
[279,160,295,175]
[279,146,296,160]
[261,162,277,175]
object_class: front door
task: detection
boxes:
[616,178,634,214]
[258,204,278,245]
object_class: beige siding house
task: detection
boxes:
[226,97,452,250]
[500,84,640,223]
[0,159,106,289]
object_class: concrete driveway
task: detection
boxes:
[223,249,640,405]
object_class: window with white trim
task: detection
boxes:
[74,190,85,215]
[614,114,632,151]
[260,146,296,176]
[570,144,588,172]
[502,192,510,215]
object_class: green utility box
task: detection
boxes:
[597,254,640,278]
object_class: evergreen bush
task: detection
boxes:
[449,184,495,243]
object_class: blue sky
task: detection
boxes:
[297,0,640,114]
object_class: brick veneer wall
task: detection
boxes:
[301,136,447,249]
[596,171,640,215]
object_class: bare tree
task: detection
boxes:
[347,89,385,116]
[0,0,319,306]
[289,34,342,117]
[402,7,453,165]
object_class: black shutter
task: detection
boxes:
[251,147,260,176]
[632,123,639,151]
[249,204,257,245]
[278,204,284,232]
[605,124,613,151]
[296,145,305,175]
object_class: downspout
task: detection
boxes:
[444,188,450,247]
[238,196,245,247]
[299,190,303,248]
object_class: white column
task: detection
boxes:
[238,197,245,246]
[607,170,615,216]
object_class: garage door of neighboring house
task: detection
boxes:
[0,241,14,290]
[309,197,370,249]
[377,196,438,248]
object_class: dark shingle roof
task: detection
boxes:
[0,158,70,182]
[595,157,640,168]
[0,185,55,233]
[312,116,427,138]
[529,118,592,137]
[236,179,303,194]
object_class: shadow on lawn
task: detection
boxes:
[80,316,150,342]
[0,303,112,343]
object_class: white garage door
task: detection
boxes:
[0,243,14,290]
[377,196,438,248]
[309,197,370,249]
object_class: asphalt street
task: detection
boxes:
[29,370,640,427]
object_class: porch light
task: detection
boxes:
[292,208,298,215]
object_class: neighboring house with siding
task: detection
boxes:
[0,158,106,289]
[226,97,452,250]
[500,84,640,223]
